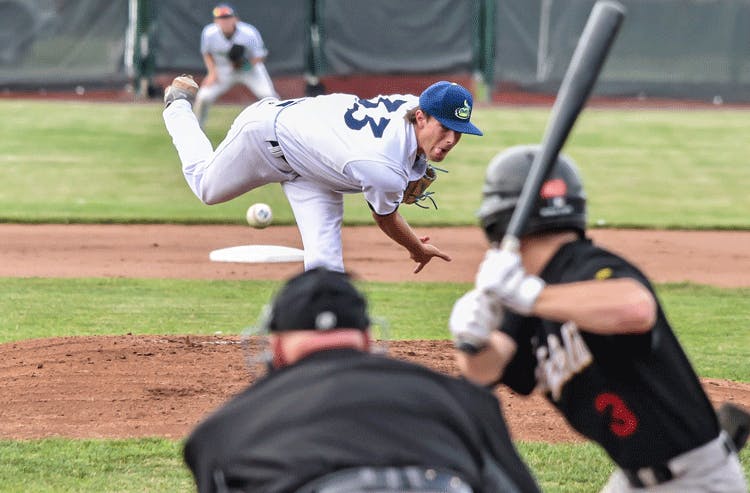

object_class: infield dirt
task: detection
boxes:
[1,224,748,442]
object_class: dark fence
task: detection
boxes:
[2,0,748,102]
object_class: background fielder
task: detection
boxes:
[193,3,278,127]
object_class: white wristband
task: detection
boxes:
[508,275,545,315]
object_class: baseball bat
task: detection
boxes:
[499,0,625,253]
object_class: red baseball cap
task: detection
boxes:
[212,4,236,18]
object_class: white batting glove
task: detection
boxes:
[449,289,503,354]
[475,248,545,316]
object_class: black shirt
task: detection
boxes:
[500,237,719,468]
[184,348,540,493]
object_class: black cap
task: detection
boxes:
[267,268,370,332]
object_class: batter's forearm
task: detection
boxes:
[456,332,516,386]
[533,278,656,334]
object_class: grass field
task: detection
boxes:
[0,439,617,493]
[1,99,748,492]
[1,278,748,381]
[1,100,749,228]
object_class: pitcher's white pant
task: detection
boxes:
[163,98,346,272]
[282,178,344,272]
[194,62,278,126]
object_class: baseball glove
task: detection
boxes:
[403,165,443,209]
[227,43,246,69]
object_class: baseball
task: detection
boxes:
[246,203,273,229]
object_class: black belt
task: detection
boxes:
[623,464,673,488]
[267,140,287,162]
[294,466,473,493]
[622,435,734,488]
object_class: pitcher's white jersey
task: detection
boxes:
[200,21,268,72]
[166,78,482,272]
[275,94,427,215]
[166,93,429,271]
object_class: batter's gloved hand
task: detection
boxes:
[449,289,503,354]
[475,248,545,316]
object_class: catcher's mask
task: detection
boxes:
[242,268,390,374]
[477,145,587,244]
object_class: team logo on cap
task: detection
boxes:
[213,5,234,18]
[455,100,472,120]
[315,311,337,330]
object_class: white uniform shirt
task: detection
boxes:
[274,94,427,215]
[200,21,268,73]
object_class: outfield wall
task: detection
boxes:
[1,0,749,102]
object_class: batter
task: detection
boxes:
[449,145,748,492]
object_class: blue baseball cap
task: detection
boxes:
[418,81,483,136]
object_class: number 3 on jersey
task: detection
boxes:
[344,97,408,138]
[595,392,639,437]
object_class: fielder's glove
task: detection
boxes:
[475,248,545,316]
[228,43,247,69]
[403,164,440,209]
[449,289,503,354]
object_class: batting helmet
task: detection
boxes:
[477,145,587,243]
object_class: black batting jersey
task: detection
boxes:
[499,237,719,469]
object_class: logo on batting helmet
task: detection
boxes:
[477,145,587,243]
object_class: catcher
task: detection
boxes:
[183,268,542,493]
[163,78,482,274]
[450,145,748,492]
[193,3,279,127]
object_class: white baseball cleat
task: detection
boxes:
[164,74,198,108]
